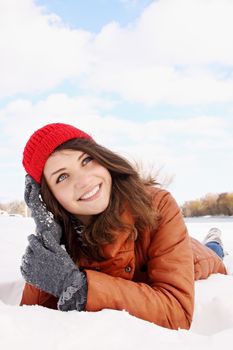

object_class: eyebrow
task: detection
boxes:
[50,167,66,178]
[50,152,85,178]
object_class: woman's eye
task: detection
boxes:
[56,173,68,183]
[82,156,93,166]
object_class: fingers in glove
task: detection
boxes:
[24,175,34,203]
[24,174,40,206]
[28,234,48,257]
[22,244,34,262]
[25,174,39,190]
[20,265,30,281]
[41,230,62,254]
[20,264,37,286]
[21,245,34,280]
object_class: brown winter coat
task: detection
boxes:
[20,187,226,329]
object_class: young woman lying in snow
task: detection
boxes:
[20,122,227,330]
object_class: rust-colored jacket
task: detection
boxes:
[20,188,226,329]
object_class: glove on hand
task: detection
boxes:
[24,174,62,243]
[21,231,87,311]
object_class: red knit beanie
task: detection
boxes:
[22,123,93,183]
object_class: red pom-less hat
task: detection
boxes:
[22,123,93,183]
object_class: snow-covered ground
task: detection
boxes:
[0,216,233,349]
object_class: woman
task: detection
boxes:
[20,122,227,330]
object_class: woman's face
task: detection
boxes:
[43,149,112,224]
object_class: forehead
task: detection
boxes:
[44,149,83,172]
[52,148,81,158]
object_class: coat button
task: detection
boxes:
[125,266,132,273]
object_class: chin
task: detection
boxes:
[93,203,109,215]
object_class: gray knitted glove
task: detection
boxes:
[20,231,87,311]
[24,174,62,243]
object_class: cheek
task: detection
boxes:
[57,197,76,214]
[52,188,73,211]
[105,170,112,193]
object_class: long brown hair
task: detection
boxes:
[41,138,160,261]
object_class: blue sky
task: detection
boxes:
[35,0,154,32]
[0,0,232,205]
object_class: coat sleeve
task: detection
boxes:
[85,190,195,329]
[191,237,226,280]
[20,283,58,309]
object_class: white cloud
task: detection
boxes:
[86,0,233,105]
[0,0,92,97]
[83,64,233,105]
[2,94,230,155]
[0,94,232,203]
[1,0,233,105]
[137,0,233,65]
[0,1,232,204]
[0,93,116,149]
[1,93,231,146]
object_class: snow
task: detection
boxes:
[0,216,233,349]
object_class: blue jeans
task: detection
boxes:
[205,242,224,260]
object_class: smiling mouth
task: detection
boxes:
[79,184,101,201]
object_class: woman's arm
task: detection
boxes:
[20,283,58,309]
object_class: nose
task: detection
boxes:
[73,167,90,191]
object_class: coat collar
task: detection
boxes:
[101,207,135,259]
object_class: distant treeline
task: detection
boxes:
[181,192,233,217]
[1,193,233,218]
[0,200,26,216]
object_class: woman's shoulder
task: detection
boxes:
[147,186,175,203]
[146,186,181,219]
[147,185,169,196]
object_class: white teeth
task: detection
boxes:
[80,185,100,200]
